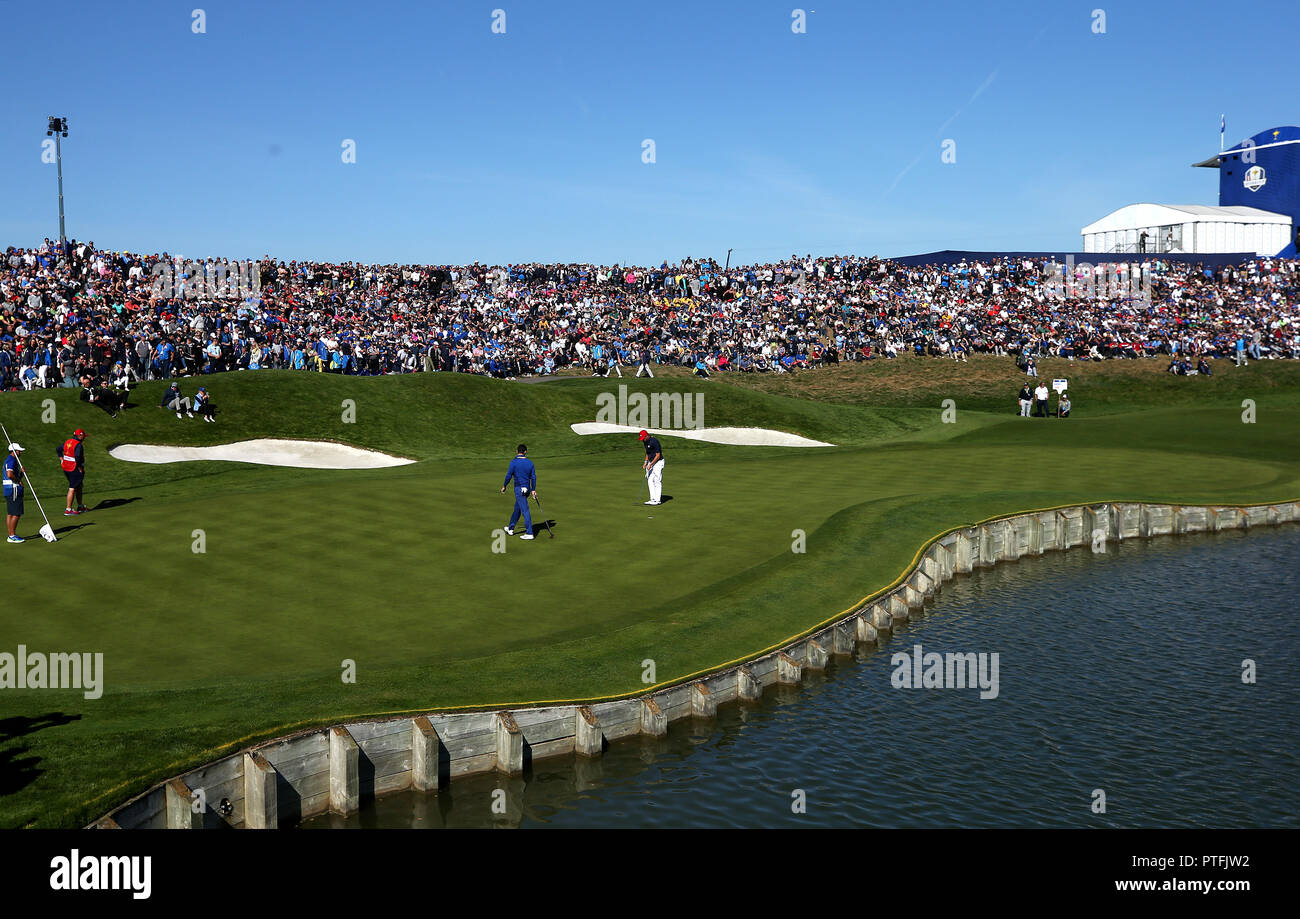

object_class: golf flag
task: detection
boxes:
[1220,114,1225,151]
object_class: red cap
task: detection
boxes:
[638,430,648,440]
[73,429,86,439]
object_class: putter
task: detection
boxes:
[532,493,554,538]
[0,420,57,542]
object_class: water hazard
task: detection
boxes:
[303,526,1300,828]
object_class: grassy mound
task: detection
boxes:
[1,358,1298,827]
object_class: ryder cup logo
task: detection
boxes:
[1243,165,1266,192]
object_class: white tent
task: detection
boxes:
[1080,203,1291,256]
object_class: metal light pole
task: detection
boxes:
[47,116,68,245]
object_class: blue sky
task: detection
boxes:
[2,0,1296,265]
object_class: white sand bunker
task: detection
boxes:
[570,423,833,447]
[110,439,414,469]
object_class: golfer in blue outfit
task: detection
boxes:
[501,444,537,540]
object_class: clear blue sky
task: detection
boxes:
[2,0,1296,265]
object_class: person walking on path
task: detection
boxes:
[501,444,537,540]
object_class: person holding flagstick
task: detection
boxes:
[0,422,58,543]
[4,443,26,543]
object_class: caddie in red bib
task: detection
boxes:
[60,429,87,515]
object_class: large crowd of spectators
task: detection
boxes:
[2,237,1298,393]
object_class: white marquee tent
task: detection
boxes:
[1080,203,1291,256]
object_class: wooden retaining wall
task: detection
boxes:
[92,500,1300,829]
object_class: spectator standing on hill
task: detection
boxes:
[1235,335,1248,367]
[1018,383,1033,417]
[1033,382,1050,417]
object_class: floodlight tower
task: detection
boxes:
[47,116,68,245]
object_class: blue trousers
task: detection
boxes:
[508,488,532,533]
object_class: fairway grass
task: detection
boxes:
[2,358,1299,828]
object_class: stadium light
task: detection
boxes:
[47,116,69,245]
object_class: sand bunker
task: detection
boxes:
[570,423,833,447]
[109,439,414,469]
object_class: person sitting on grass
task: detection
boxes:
[160,381,194,419]
[194,386,218,422]
[80,375,126,418]
[1197,357,1213,376]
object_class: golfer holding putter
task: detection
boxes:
[501,443,537,540]
[640,429,664,505]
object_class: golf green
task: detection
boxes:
[2,357,1298,828]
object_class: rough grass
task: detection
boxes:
[722,354,1300,414]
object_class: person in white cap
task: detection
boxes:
[4,443,26,543]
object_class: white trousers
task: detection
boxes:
[646,458,664,502]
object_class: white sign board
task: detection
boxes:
[1052,379,1068,393]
